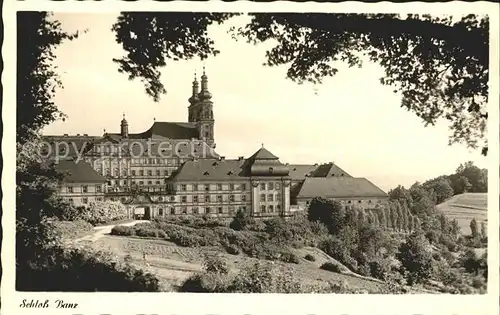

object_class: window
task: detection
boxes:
[132,181,136,185]
[139,170,144,176]
[217,184,223,190]
[218,207,223,214]
[148,181,152,185]
[260,205,266,213]
[205,195,210,202]
[348,200,352,204]
[105,170,110,176]
[82,185,88,193]
[181,184,187,191]
[82,198,88,204]
[181,196,187,203]
[267,194,274,201]
[193,184,198,191]
[132,170,136,176]
[156,170,161,176]
[158,196,163,201]
[182,207,187,214]
[204,184,210,191]
[241,184,246,190]
[276,204,281,211]
[358,200,362,204]
[68,198,74,204]
[368,200,372,204]
[268,205,274,212]
[164,170,169,176]
[205,207,211,214]
[139,181,144,185]
[148,170,153,176]
[171,208,176,215]
[241,195,246,202]
[275,183,280,189]
[229,184,235,190]
[217,195,223,202]
[121,197,126,202]
[268,183,274,190]
[193,207,199,214]
[229,195,235,202]
[156,181,160,185]
[96,197,102,202]
[228,206,235,215]
[170,196,175,202]
[67,186,73,193]
[260,194,265,202]
[241,206,247,212]
[159,208,163,216]
[123,170,127,176]
[260,183,266,190]
[193,196,198,203]
[114,168,119,176]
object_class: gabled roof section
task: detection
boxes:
[297,177,388,199]
[128,121,199,140]
[54,160,106,183]
[171,159,248,181]
[312,162,351,177]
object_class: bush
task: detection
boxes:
[17,245,160,291]
[135,227,159,238]
[50,220,93,239]
[225,244,240,255]
[111,225,135,236]
[320,262,342,273]
[304,254,316,262]
[229,209,255,231]
[279,252,300,264]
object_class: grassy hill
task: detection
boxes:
[436,193,487,235]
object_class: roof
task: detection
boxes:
[248,147,279,160]
[127,121,199,140]
[54,160,106,183]
[297,177,388,199]
[172,158,249,181]
[287,163,352,181]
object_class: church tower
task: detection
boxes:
[192,67,215,148]
[120,113,129,138]
[188,73,199,122]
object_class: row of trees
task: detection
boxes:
[389,161,487,209]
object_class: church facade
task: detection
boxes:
[45,69,388,219]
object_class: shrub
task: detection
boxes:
[111,225,135,236]
[17,245,160,291]
[320,262,342,273]
[50,220,93,239]
[279,251,300,264]
[229,209,255,231]
[135,227,159,238]
[225,244,240,255]
[304,254,316,262]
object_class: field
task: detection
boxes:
[90,235,389,292]
[436,193,487,235]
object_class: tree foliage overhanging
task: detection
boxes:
[112,12,489,155]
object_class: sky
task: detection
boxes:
[42,12,488,192]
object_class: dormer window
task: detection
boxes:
[203,171,210,176]
[269,167,274,173]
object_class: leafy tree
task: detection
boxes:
[480,221,487,240]
[307,198,344,234]
[396,231,433,285]
[408,184,436,217]
[469,218,479,239]
[229,208,255,231]
[112,13,489,155]
[454,161,488,193]
[422,176,454,204]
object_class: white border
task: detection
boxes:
[2,2,499,315]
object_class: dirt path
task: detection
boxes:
[75,220,149,243]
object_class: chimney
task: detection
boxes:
[63,134,68,137]
[220,156,225,160]
[314,163,318,166]
[238,156,244,161]
[285,163,289,166]
[77,133,80,136]
[83,134,88,136]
